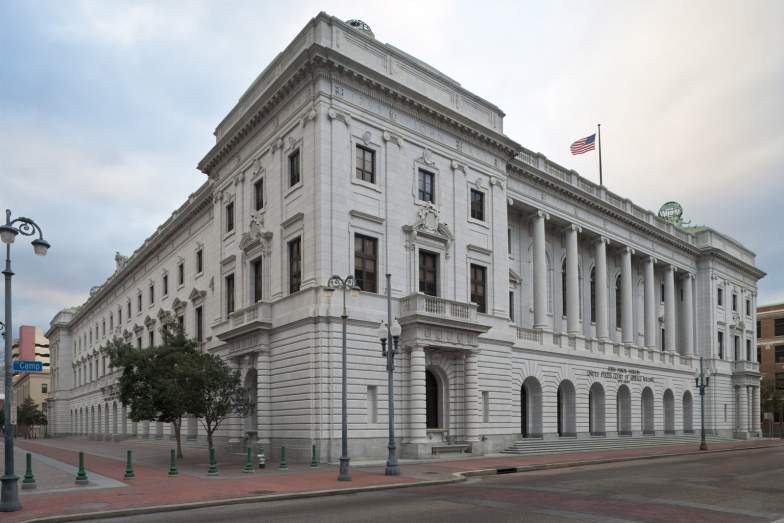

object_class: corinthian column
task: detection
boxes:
[644,256,657,349]
[465,352,480,443]
[532,211,550,329]
[621,247,635,344]
[408,346,427,443]
[664,265,676,352]
[565,224,581,336]
[682,273,695,355]
[594,237,609,340]
[737,385,748,434]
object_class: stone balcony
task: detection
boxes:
[733,360,760,375]
[399,293,489,350]
[213,301,273,342]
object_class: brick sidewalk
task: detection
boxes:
[6,437,783,523]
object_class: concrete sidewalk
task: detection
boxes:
[5,437,782,523]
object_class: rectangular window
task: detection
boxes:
[252,258,263,302]
[757,346,762,364]
[758,320,762,338]
[470,189,485,221]
[254,178,264,210]
[746,339,751,361]
[482,391,490,423]
[732,293,737,312]
[195,306,203,343]
[661,282,665,303]
[418,250,438,296]
[775,346,784,363]
[355,145,375,183]
[717,287,723,307]
[118,307,122,324]
[661,328,666,351]
[417,169,435,203]
[42,383,48,394]
[718,331,724,359]
[196,249,203,274]
[746,299,751,316]
[137,294,142,312]
[509,291,514,321]
[178,262,184,286]
[148,330,154,348]
[470,264,487,313]
[734,335,739,360]
[137,337,142,350]
[127,301,131,319]
[225,274,235,315]
[289,149,300,187]
[109,314,113,330]
[177,315,184,334]
[288,238,302,293]
[775,318,784,337]
[226,201,235,233]
[367,385,378,424]
[149,283,155,305]
[777,373,784,391]
[354,234,378,293]
[507,228,512,255]
[163,274,168,296]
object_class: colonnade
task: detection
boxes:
[530,211,695,354]
[736,384,762,436]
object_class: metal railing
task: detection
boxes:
[399,294,477,322]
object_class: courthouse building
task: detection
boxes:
[47,14,765,462]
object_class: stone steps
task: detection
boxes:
[502,434,735,455]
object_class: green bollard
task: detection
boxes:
[22,452,36,489]
[124,450,135,479]
[279,446,288,471]
[310,445,318,468]
[207,447,219,476]
[243,447,254,473]
[75,451,89,485]
[168,449,178,476]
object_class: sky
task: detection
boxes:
[0,0,782,334]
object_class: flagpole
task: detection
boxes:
[597,123,603,186]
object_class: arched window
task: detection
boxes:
[590,267,596,323]
[561,259,567,316]
[615,275,622,328]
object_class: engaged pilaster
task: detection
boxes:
[465,352,480,443]
[594,237,610,340]
[681,273,695,355]
[621,246,635,344]
[565,224,582,336]
[644,256,657,349]
[664,265,676,352]
[532,211,550,329]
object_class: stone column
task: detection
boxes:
[644,256,657,349]
[565,224,581,336]
[409,346,428,443]
[682,273,695,355]
[752,386,761,435]
[465,352,480,443]
[621,247,635,344]
[594,237,609,340]
[532,211,550,329]
[737,385,748,433]
[664,265,676,352]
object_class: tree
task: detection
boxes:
[761,376,783,435]
[17,397,46,438]
[102,314,199,458]
[187,353,252,451]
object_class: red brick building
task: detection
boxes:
[757,302,784,431]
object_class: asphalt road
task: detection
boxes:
[95,446,784,523]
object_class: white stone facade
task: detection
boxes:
[47,13,764,462]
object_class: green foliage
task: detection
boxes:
[761,376,782,415]
[17,397,46,427]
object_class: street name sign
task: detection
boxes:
[13,360,43,372]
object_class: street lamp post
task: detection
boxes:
[0,209,50,512]
[377,273,401,476]
[325,275,358,482]
[694,356,711,452]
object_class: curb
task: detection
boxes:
[21,443,779,523]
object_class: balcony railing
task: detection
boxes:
[733,361,759,373]
[400,293,477,323]
[516,327,543,343]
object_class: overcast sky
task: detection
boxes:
[0,0,781,334]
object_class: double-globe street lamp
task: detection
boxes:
[694,356,711,452]
[0,209,50,512]
[376,273,401,476]
[325,275,359,482]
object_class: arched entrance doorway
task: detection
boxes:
[557,380,576,437]
[521,377,543,438]
[617,385,632,435]
[663,389,675,434]
[425,369,441,429]
[683,391,693,433]
[589,382,606,436]
[641,387,655,434]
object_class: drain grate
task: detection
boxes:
[496,467,518,474]
[248,490,275,495]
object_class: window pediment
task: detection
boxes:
[403,202,453,253]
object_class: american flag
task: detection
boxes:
[570,134,596,155]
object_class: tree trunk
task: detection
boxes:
[174,418,183,459]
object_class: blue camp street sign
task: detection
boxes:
[13,360,43,372]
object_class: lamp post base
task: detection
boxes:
[699,440,708,451]
[0,474,21,512]
[337,457,351,481]
[384,462,400,476]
